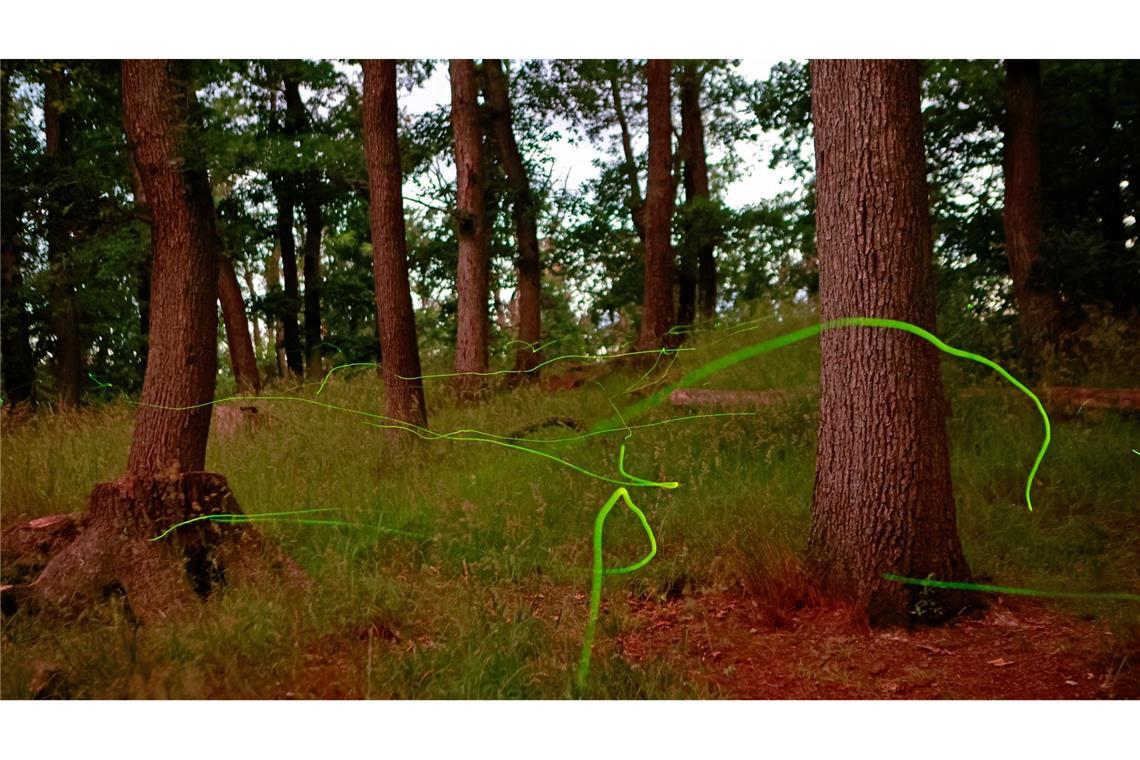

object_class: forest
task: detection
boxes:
[0,58,1138,701]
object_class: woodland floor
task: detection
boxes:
[280,589,1138,700]
[617,593,1138,699]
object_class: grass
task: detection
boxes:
[2,302,1138,698]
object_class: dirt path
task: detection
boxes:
[618,592,1138,699]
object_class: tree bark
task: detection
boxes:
[1,67,36,406]
[302,193,323,379]
[283,77,324,379]
[121,60,219,477]
[450,59,491,400]
[128,155,154,378]
[217,252,261,394]
[242,264,263,354]
[43,66,82,409]
[807,60,971,625]
[482,59,543,378]
[10,61,304,624]
[362,59,428,429]
[637,59,676,351]
[1002,60,1057,341]
[266,244,288,378]
[608,64,645,243]
[273,184,304,377]
[679,63,717,321]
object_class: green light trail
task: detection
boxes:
[883,573,1140,602]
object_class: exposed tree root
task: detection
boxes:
[2,472,306,624]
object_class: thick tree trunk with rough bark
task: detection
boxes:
[679,63,717,321]
[5,61,303,624]
[807,60,971,625]
[121,60,218,477]
[450,59,490,399]
[44,66,82,409]
[1,68,36,406]
[128,155,154,377]
[362,59,428,429]
[482,59,542,378]
[217,253,261,394]
[1002,60,1057,342]
[638,59,676,351]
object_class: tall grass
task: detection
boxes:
[2,302,1137,697]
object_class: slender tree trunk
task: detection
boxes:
[1002,60,1057,341]
[679,63,718,321]
[217,252,261,394]
[43,66,82,409]
[243,264,263,354]
[807,60,970,625]
[267,245,288,378]
[1,67,36,406]
[273,184,303,376]
[637,59,676,351]
[482,59,543,378]
[302,194,323,379]
[608,64,645,243]
[449,59,490,399]
[362,59,428,429]
[280,77,324,379]
[121,60,218,476]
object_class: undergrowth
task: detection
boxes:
[2,302,1137,697]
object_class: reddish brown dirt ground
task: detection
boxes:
[617,592,1139,699]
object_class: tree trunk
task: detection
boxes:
[302,193,323,379]
[243,264,263,354]
[120,60,219,477]
[10,61,304,623]
[1002,60,1057,342]
[1,68,36,406]
[362,59,428,429]
[280,77,324,379]
[637,59,676,351]
[43,66,82,409]
[450,59,491,400]
[127,153,153,378]
[266,245,288,378]
[807,60,971,625]
[679,63,717,321]
[482,59,543,378]
[609,64,645,243]
[274,184,304,377]
[217,252,261,394]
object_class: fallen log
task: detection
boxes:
[669,388,809,408]
[1045,387,1140,414]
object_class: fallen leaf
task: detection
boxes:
[988,658,1015,667]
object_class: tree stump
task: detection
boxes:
[5,472,306,623]
[1,514,85,585]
